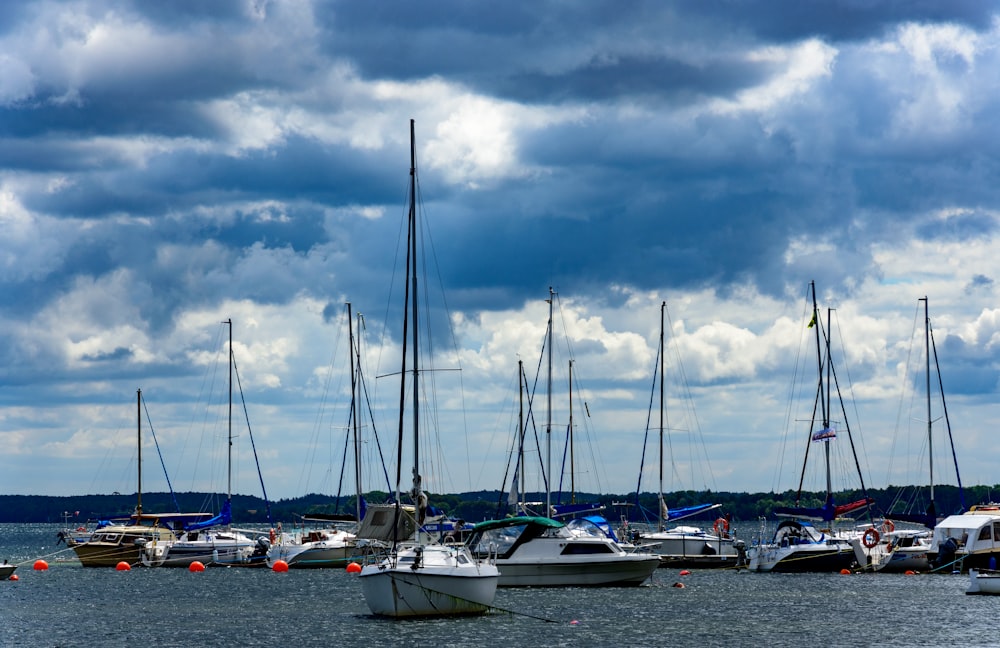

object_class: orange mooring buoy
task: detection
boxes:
[9,574,18,581]
[33,560,48,571]
[272,560,289,573]
[116,561,131,571]
[189,561,206,573]
[346,562,362,574]
[839,568,851,575]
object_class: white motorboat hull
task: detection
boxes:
[358,544,498,617]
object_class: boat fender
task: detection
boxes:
[713,517,730,536]
[862,527,880,549]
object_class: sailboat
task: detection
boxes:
[357,120,498,617]
[467,289,659,587]
[748,281,875,572]
[857,297,963,572]
[141,319,269,568]
[71,389,213,567]
[267,303,364,569]
[631,301,740,568]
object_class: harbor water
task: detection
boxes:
[0,523,994,647]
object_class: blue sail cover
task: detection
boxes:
[663,503,720,522]
[774,500,837,522]
[184,499,233,531]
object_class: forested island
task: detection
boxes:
[1,484,993,525]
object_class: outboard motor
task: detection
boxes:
[734,539,748,569]
[253,536,271,558]
[935,536,958,569]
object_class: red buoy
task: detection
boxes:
[33,560,48,571]
[9,574,18,581]
[839,568,851,575]
[272,560,289,573]
[679,569,691,576]
[116,561,131,571]
[346,562,362,574]
[189,561,206,573]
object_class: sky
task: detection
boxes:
[1,1,999,508]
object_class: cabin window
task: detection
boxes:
[978,526,992,542]
[994,524,1000,541]
[560,542,614,555]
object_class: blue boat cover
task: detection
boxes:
[184,499,233,531]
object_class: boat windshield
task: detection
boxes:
[469,524,525,556]
[565,518,605,538]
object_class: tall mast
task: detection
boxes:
[518,359,525,513]
[137,388,142,517]
[568,359,575,503]
[658,301,665,531]
[348,302,363,521]
[409,119,421,539]
[922,296,934,503]
[824,308,832,502]
[226,318,233,504]
[546,286,554,515]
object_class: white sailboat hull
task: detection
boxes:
[266,533,356,568]
[142,530,262,567]
[358,544,498,617]
[749,539,855,572]
[639,527,739,567]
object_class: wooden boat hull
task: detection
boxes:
[72,524,177,567]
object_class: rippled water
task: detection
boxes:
[0,523,994,647]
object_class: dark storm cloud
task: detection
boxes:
[314,1,766,104]
[499,55,770,105]
[685,0,998,42]
[17,133,394,220]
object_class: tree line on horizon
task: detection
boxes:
[0,484,994,526]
